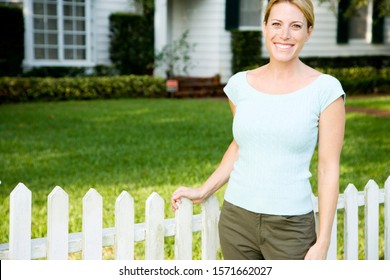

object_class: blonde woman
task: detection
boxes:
[171,0,345,260]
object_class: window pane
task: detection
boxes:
[75,6,85,17]
[64,20,73,31]
[34,18,45,30]
[48,33,58,44]
[33,3,44,15]
[64,34,74,45]
[64,5,73,16]
[240,0,261,28]
[47,3,57,16]
[34,48,45,59]
[75,35,85,45]
[34,32,45,44]
[48,48,58,59]
[48,18,58,30]
[64,49,74,59]
[75,20,85,31]
[75,49,86,59]
[349,5,368,39]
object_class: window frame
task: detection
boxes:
[238,0,262,31]
[24,0,93,67]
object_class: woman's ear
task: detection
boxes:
[306,25,313,42]
[262,21,267,35]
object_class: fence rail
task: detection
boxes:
[0,177,389,260]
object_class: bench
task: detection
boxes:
[167,75,224,98]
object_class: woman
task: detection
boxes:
[171,0,345,260]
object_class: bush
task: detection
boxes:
[231,30,262,73]
[0,75,166,103]
[0,4,24,77]
[316,67,390,95]
[109,13,154,75]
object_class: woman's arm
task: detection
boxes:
[171,100,238,211]
[305,96,345,259]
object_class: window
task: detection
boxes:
[337,0,385,44]
[225,0,262,31]
[29,0,90,63]
[239,0,261,29]
[348,4,368,40]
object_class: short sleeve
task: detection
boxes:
[223,72,242,105]
[319,75,346,113]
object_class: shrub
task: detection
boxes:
[109,13,154,75]
[316,67,390,95]
[231,30,262,73]
[0,75,166,103]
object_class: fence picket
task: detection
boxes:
[201,195,220,260]
[365,180,379,260]
[47,186,69,260]
[343,184,359,260]
[9,183,31,260]
[174,198,193,260]
[385,176,390,260]
[145,192,164,260]
[115,191,134,260]
[82,188,103,260]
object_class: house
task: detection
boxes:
[3,0,389,83]
[154,0,390,82]
[2,0,138,70]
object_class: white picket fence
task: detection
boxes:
[0,177,389,260]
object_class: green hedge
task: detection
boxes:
[243,64,390,95]
[0,75,166,103]
[231,30,262,74]
[109,13,154,75]
[316,67,390,95]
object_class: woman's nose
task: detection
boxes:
[280,26,291,40]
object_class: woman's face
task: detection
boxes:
[263,2,312,63]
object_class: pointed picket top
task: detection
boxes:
[145,192,164,260]
[82,188,103,260]
[201,195,220,260]
[115,191,134,260]
[364,180,379,260]
[343,184,358,260]
[9,183,32,260]
[174,197,193,260]
[47,186,69,260]
[385,176,390,260]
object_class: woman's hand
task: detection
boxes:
[304,240,330,260]
[170,186,206,211]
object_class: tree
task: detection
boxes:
[318,0,390,17]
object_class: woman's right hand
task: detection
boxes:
[170,186,207,212]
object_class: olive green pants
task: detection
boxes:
[218,201,317,260]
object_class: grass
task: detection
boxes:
[346,95,390,110]
[0,97,389,259]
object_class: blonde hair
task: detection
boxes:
[263,0,315,28]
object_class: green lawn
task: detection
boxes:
[0,97,389,259]
[346,95,390,110]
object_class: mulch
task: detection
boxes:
[345,106,390,118]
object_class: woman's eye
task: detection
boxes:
[271,22,281,28]
[291,24,302,30]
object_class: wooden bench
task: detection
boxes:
[168,75,224,98]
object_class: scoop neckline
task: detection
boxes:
[244,70,324,97]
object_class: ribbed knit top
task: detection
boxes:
[224,71,345,215]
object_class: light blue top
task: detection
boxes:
[224,71,345,215]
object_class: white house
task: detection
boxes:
[2,0,138,70]
[3,0,389,83]
[154,0,390,82]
